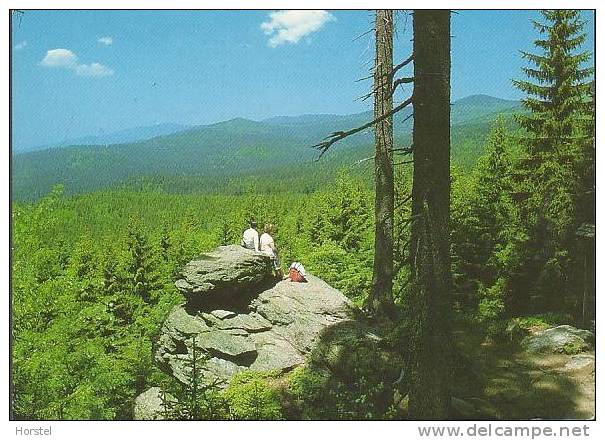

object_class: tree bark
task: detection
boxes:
[408,10,452,420]
[366,9,396,318]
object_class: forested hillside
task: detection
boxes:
[17,123,190,154]
[12,95,520,201]
[12,118,593,419]
[11,8,594,422]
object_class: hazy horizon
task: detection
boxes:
[11,10,595,151]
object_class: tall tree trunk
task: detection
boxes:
[366,9,396,318]
[408,9,452,420]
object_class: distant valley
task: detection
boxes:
[12,94,522,201]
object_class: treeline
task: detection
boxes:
[11,9,594,420]
[11,111,592,418]
[452,9,595,330]
[10,173,395,419]
[451,118,594,330]
[12,110,514,202]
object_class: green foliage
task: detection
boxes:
[11,172,379,420]
[484,320,518,344]
[288,366,327,402]
[11,51,594,418]
[125,218,162,304]
[286,361,397,421]
[509,9,594,313]
[299,173,374,303]
[287,366,332,419]
[477,278,507,322]
[483,312,575,345]
[514,312,570,330]
[513,10,593,149]
[289,321,402,420]
[451,119,518,312]
[11,187,182,419]
[452,14,594,318]
[223,372,283,420]
[12,96,522,202]
[158,336,229,420]
[562,340,588,355]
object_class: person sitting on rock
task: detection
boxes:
[241,219,259,251]
[260,223,284,278]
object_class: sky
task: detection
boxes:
[10,9,595,151]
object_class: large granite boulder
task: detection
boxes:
[133,387,175,420]
[155,269,357,387]
[251,274,355,352]
[175,245,274,308]
[521,325,594,354]
[563,354,595,374]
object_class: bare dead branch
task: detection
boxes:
[395,159,414,166]
[361,53,412,84]
[392,146,413,155]
[353,28,375,42]
[392,54,414,77]
[355,73,374,83]
[400,112,414,125]
[354,155,375,166]
[392,77,414,94]
[395,193,413,210]
[393,77,414,86]
[355,90,375,102]
[314,96,413,159]
[361,74,412,102]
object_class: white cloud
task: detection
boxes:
[261,10,335,48]
[75,62,114,77]
[14,40,27,50]
[40,48,78,68]
[40,48,114,78]
[98,36,113,46]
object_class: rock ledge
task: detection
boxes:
[155,245,357,387]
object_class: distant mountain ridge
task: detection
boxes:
[16,94,520,155]
[18,123,190,154]
[12,94,522,201]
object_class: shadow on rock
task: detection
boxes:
[451,321,595,420]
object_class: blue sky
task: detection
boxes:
[11,9,595,151]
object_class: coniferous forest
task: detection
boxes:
[10,9,595,421]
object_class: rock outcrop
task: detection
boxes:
[174,245,275,310]
[133,387,175,420]
[521,325,594,354]
[155,245,358,387]
[563,354,595,374]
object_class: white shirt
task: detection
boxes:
[242,228,259,251]
[259,233,275,257]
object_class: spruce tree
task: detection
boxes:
[160,226,170,262]
[472,120,515,288]
[511,10,593,312]
[218,218,234,246]
[514,10,593,151]
[70,234,101,302]
[126,220,160,304]
[451,119,515,312]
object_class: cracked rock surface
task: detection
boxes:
[155,245,358,387]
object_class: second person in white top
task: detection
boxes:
[260,223,283,278]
